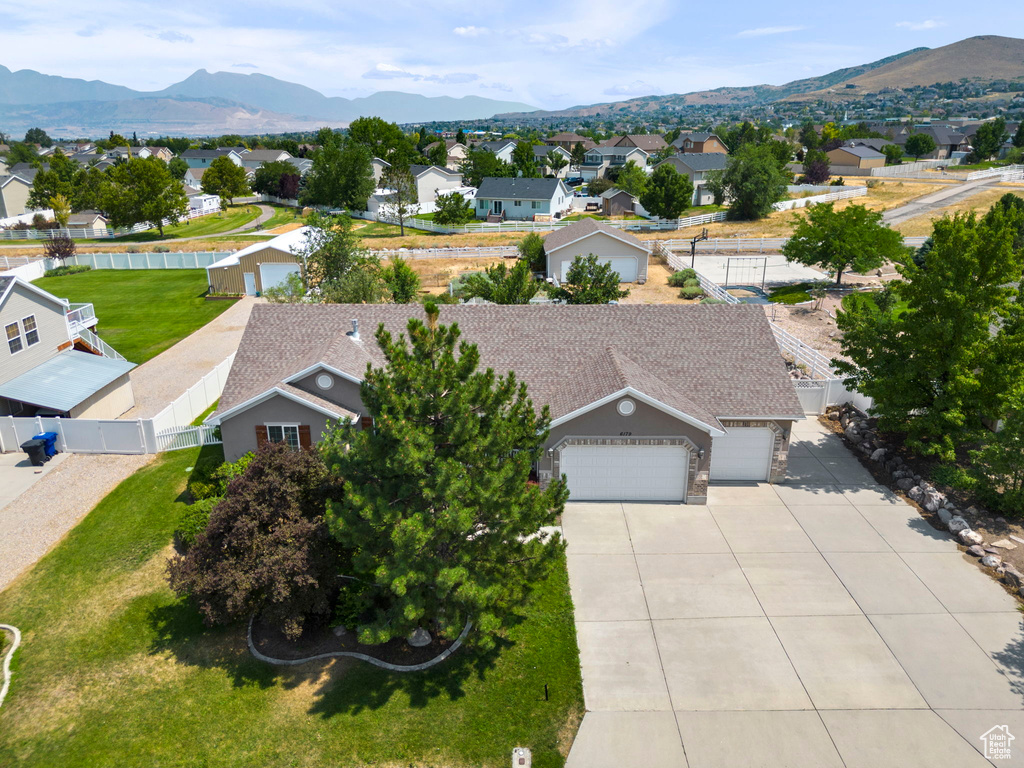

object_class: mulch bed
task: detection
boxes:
[252,617,459,666]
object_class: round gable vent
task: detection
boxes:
[617,398,636,416]
[316,373,334,390]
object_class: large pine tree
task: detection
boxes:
[322,305,567,648]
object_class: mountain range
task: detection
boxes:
[0,67,538,136]
[498,35,1024,119]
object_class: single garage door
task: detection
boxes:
[561,444,688,501]
[259,262,301,291]
[710,428,775,481]
[560,256,637,283]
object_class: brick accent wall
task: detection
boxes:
[718,419,792,483]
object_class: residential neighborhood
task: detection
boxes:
[2,22,1024,768]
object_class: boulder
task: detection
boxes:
[922,489,946,513]
[844,425,859,441]
[407,628,432,648]
[332,625,348,638]
[908,486,924,502]
[981,555,1002,568]
[1003,568,1024,589]
[948,516,970,534]
[870,448,887,462]
[959,529,984,546]
[967,545,986,557]
[937,508,953,525]
[989,539,1018,551]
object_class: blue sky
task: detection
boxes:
[4,1,1022,110]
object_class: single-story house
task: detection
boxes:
[240,149,294,170]
[533,145,572,178]
[543,218,650,283]
[826,145,886,174]
[845,138,895,153]
[66,212,109,235]
[653,153,729,205]
[474,177,570,221]
[179,148,246,168]
[885,126,968,160]
[205,227,309,296]
[671,132,729,154]
[581,146,649,180]
[600,188,637,217]
[211,303,803,503]
[0,275,135,419]
[107,146,175,162]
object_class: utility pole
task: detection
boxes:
[690,227,708,269]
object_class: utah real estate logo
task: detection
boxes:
[981,725,1014,760]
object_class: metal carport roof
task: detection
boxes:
[0,351,136,412]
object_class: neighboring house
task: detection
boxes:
[211,303,803,503]
[371,157,390,185]
[845,138,895,153]
[240,149,293,170]
[473,140,517,164]
[826,145,886,174]
[183,167,206,186]
[608,134,669,153]
[107,146,175,162]
[286,157,313,175]
[66,212,109,235]
[0,275,136,419]
[179,148,246,168]
[600,188,637,217]
[580,147,649,180]
[205,227,309,296]
[887,126,968,159]
[545,132,596,151]
[671,132,729,154]
[422,140,469,171]
[474,177,570,221]
[406,165,465,204]
[533,145,572,178]
[654,153,729,205]
[0,173,36,218]
[543,218,649,283]
[187,192,221,214]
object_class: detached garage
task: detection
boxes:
[543,218,650,284]
[206,227,308,296]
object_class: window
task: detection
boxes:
[5,322,22,354]
[22,316,38,347]
[266,424,300,449]
[532,201,541,209]
[514,200,522,207]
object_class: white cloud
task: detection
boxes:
[603,80,661,97]
[362,63,478,85]
[453,26,488,37]
[481,82,513,92]
[231,63,258,69]
[149,30,194,44]
[362,63,414,80]
[895,19,946,31]
[736,26,804,38]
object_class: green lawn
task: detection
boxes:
[70,206,261,244]
[0,448,584,768]
[767,282,822,304]
[33,270,237,364]
[841,289,911,319]
[261,205,306,230]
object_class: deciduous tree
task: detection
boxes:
[905,133,936,160]
[321,305,567,648]
[615,160,648,198]
[882,144,904,166]
[381,255,421,303]
[23,127,52,147]
[201,155,250,206]
[433,191,474,226]
[459,259,543,304]
[718,143,789,220]
[553,254,630,304]
[783,203,907,285]
[100,157,188,236]
[970,118,1008,162]
[640,163,692,219]
[544,149,568,178]
[801,149,831,184]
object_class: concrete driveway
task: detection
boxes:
[689,252,825,288]
[563,419,1024,768]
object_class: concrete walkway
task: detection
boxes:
[564,419,1023,768]
[882,178,996,225]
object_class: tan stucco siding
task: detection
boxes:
[70,374,136,419]
[1,286,70,382]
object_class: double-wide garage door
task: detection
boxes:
[561,444,688,501]
[560,256,637,283]
[710,428,775,482]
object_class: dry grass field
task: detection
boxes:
[890,186,1024,237]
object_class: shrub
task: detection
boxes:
[331,581,372,631]
[43,264,92,277]
[682,277,700,288]
[679,285,705,299]
[125,246,140,253]
[931,463,977,493]
[830,177,845,186]
[700,298,727,304]
[43,234,76,263]
[667,268,697,287]
[153,245,171,253]
[865,179,882,189]
[175,497,221,550]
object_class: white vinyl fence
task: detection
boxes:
[771,186,867,211]
[64,252,229,270]
[870,158,962,177]
[0,354,235,456]
[0,203,222,241]
[659,235,929,254]
[965,164,1024,182]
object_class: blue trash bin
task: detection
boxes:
[33,431,58,458]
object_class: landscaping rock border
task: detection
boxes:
[828,405,1024,600]
[0,623,21,709]
[247,618,473,672]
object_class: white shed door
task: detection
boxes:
[710,428,775,481]
[259,262,300,291]
[243,272,257,296]
[560,256,637,283]
[561,444,688,501]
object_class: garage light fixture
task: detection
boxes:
[698,448,705,460]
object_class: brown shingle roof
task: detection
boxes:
[218,304,803,426]
[542,218,647,253]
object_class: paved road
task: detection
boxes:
[564,419,1023,768]
[883,178,997,226]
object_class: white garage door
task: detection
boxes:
[259,262,300,291]
[710,428,775,481]
[560,256,637,283]
[561,444,688,501]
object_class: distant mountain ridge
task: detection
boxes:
[499,35,1024,119]
[0,66,538,135]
